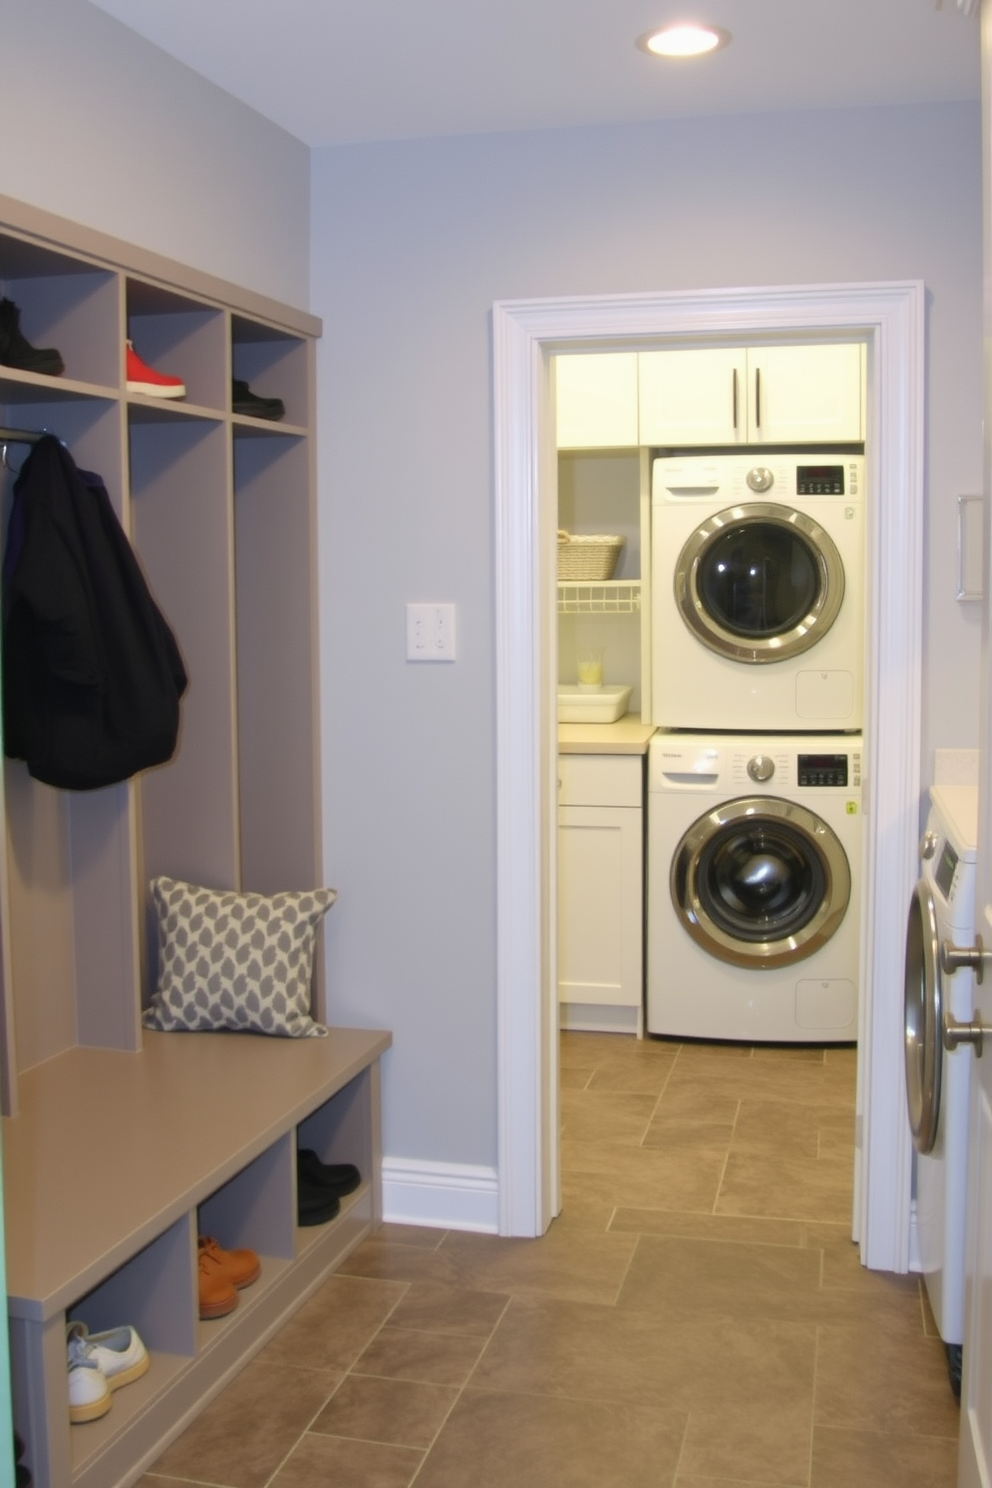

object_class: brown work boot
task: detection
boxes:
[197,1239,239,1319]
[198,1235,261,1290]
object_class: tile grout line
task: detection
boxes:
[807,1323,821,1488]
[403,1292,515,1485]
[710,1099,741,1214]
[259,1267,422,1488]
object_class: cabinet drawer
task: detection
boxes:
[558,754,642,807]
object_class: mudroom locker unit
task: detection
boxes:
[0,192,389,1488]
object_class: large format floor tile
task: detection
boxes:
[143,1034,957,1488]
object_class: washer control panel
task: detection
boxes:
[797,752,860,787]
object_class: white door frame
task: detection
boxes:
[493,280,925,1269]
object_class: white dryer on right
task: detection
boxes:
[905,783,978,1389]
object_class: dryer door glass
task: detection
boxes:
[671,796,852,969]
[676,503,845,664]
[904,880,943,1156]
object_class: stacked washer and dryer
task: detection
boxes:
[646,453,866,1043]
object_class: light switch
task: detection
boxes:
[406,603,456,661]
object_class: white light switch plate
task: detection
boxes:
[406,603,457,661]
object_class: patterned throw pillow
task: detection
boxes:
[143,877,336,1038]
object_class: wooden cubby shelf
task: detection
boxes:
[0,193,387,1488]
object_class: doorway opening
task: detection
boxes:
[492,280,924,1274]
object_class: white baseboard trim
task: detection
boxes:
[382,1157,500,1234]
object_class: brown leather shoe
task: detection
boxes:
[198,1241,238,1319]
[198,1235,261,1290]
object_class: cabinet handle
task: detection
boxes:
[755,366,761,429]
[732,368,738,430]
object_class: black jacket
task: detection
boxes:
[3,436,187,790]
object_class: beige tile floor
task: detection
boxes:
[141,1034,959,1488]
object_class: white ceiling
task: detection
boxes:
[86,0,980,149]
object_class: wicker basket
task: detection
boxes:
[557,530,624,581]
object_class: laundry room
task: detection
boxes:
[556,344,867,1045]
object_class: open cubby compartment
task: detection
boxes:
[0,390,124,504]
[297,1061,381,1215]
[198,1133,297,1263]
[127,418,239,1003]
[126,280,226,415]
[9,1215,196,1488]
[0,231,120,392]
[231,314,310,430]
[233,435,320,899]
[66,1217,198,1485]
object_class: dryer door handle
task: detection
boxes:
[943,1009,985,1058]
[941,935,989,985]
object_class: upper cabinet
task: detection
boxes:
[556,343,865,450]
[555,351,639,448]
[639,343,864,446]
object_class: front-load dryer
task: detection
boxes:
[651,453,865,731]
[904,784,978,1388]
[647,732,862,1042]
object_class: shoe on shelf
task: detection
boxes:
[232,378,285,421]
[66,1321,149,1391]
[197,1239,239,1320]
[66,1325,112,1424]
[297,1180,341,1227]
[297,1148,361,1197]
[14,1429,31,1488]
[198,1234,261,1291]
[0,298,65,377]
[126,340,186,399]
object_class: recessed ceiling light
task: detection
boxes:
[637,23,731,58]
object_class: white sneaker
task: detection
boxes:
[67,1321,149,1391]
[67,1326,111,1423]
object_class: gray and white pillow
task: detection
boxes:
[143,877,336,1039]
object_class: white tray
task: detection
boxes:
[557,684,632,723]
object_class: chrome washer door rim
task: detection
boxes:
[675,502,845,664]
[904,880,942,1156]
[670,795,852,969]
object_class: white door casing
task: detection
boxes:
[956,5,992,1482]
[493,282,924,1265]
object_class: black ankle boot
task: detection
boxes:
[0,298,64,377]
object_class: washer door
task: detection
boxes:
[904,880,943,1156]
[675,503,845,664]
[670,796,852,969]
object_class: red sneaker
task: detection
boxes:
[126,340,186,399]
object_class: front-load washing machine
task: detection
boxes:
[647,732,862,1042]
[904,784,978,1388]
[651,453,865,731]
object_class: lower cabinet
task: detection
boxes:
[5,1027,390,1488]
[558,754,644,1036]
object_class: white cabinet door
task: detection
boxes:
[557,801,643,1026]
[638,347,747,446]
[638,343,863,446]
[749,343,863,443]
[555,352,639,448]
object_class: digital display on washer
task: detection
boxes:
[797,464,845,495]
[797,754,849,787]
[936,840,959,901]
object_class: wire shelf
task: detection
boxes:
[557,581,641,615]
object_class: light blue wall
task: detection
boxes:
[1,0,311,306]
[311,101,983,1168]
